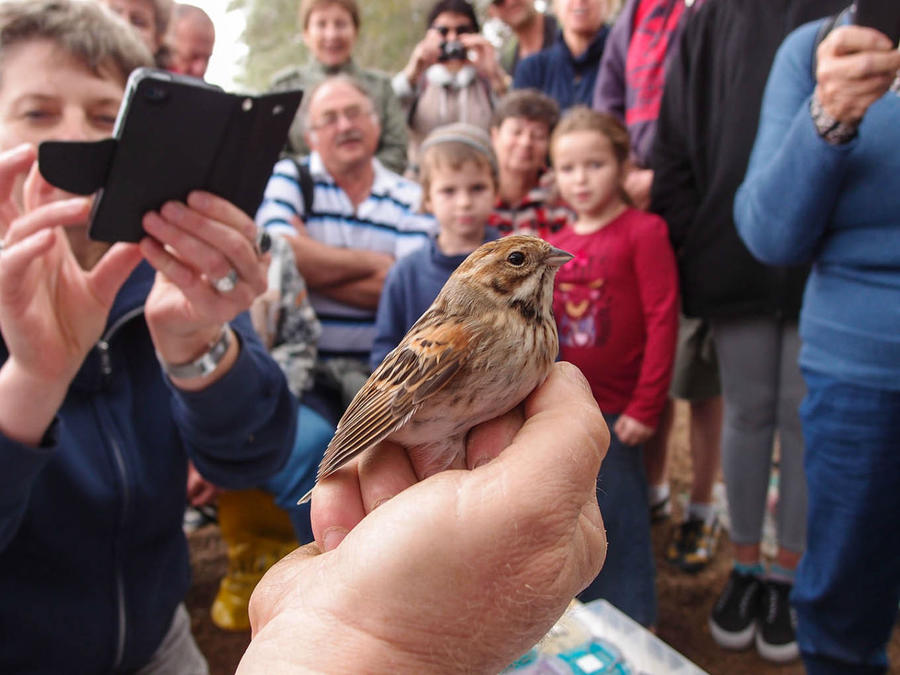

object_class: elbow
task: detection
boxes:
[734,187,806,267]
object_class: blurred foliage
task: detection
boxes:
[227,0,623,93]
[227,0,443,92]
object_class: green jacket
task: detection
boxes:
[270,59,408,174]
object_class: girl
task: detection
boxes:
[548,106,678,627]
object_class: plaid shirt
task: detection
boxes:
[489,186,572,239]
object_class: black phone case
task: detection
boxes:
[38,68,302,243]
[854,0,900,45]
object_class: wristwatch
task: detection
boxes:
[809,94,859,145]
[159,325,232,379]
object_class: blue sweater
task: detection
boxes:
[0,262,296,673]
[734,20,900,391]
[513,27,610,111]
[370,231,499,369]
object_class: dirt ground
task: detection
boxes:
[186,402,900,674]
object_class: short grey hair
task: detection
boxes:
[0,0,153,87]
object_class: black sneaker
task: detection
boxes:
[709,569,763,650]
[666,516,721,573]
[756,579,799,663]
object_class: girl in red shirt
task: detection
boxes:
[548,106,678,626]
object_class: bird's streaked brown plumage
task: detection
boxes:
[299,235,572,503]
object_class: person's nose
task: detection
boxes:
[56,110,93,142]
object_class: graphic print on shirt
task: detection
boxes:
[555,252,610,348]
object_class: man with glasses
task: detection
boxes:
[392,0,510,178]
[256,75,437,416]
[489,0,559,77]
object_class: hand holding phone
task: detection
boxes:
[38,68,302,243]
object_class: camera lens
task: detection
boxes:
[143,85,169,103]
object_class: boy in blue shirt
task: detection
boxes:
[371,123,500,368]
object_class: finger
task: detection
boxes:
[139,235,253,319]
[820,48,900,81]
[247,542,322,636]
[824,25,896,57]
[310,462,366,552]
[356,440,419,511]
[187,191,257,241]
[506,362,609,489]
[86,242,144,309]
[152,200,266,294]
[0,144,35,206]
[4,198,91,246]
[22,159,60,214]
[466,404,525,469]
[0,229,55,296]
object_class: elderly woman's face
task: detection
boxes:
[102,0,160,53]
[303,3,358,67]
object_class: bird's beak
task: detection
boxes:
[545,246,574,268]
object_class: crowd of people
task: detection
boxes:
[0,0,897,673]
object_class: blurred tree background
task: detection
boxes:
[227,0,477,92]
[226,0,618,93]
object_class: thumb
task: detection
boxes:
[87,243,144,309]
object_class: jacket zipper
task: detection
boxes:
[95,305,144,669]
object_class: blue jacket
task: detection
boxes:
[513,27,610,111]
[0,262,296,673]
[370,231,499,369]
[735,20,900,391]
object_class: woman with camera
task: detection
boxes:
[391,0,511,179]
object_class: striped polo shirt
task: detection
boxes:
[255,152,437,360]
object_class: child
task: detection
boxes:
[371,123,500,368]
[547,106,679,627]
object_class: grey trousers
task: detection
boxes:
[711,316,807,554]
[136,604,209,675]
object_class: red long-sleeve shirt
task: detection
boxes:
[547,208,678,428]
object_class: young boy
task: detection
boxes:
[370,123,500,368]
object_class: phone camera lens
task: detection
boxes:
[143,85,168,103]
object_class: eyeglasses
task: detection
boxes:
[309,104,375,130]
[491,0,506,6]
[432,24,476,37]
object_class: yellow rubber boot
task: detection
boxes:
[210,489,298,632]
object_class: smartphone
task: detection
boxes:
[39,68,302,243]
[854,0,900,45]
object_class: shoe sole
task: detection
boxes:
[755,632,799,663]
[708,617,755,650]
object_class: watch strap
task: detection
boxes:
[159,325,232,379]
[809,94,859,145]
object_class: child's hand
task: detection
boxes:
[614,414,654,446]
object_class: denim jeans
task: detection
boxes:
[262,404,335,544]
[577,413,657,627]
[794,369,900,674]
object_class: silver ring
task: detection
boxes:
[255,230,272,256]
[212,268,238,293]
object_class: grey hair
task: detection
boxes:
[0,0,153,87]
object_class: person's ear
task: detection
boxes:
[305,130,317,150]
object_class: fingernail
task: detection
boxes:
[322,527,348,552]
[161,201,185,221]
[473,455,493,469]
[188,191,210,209]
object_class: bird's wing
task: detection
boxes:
[315,317,477,480]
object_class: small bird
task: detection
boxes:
[299,235,573,503]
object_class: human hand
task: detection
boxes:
[140,191,268,369]
[461,33,508,93]
[815,25,900,123]
[613,414,654,446]
[186,461,219,506]
[404,30,443,86]
[237,363,608,673]
[0,144,142,395]
[624,168,654,211]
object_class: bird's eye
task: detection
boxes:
[507,251,526,266]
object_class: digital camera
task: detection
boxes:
[438,40,467,62]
